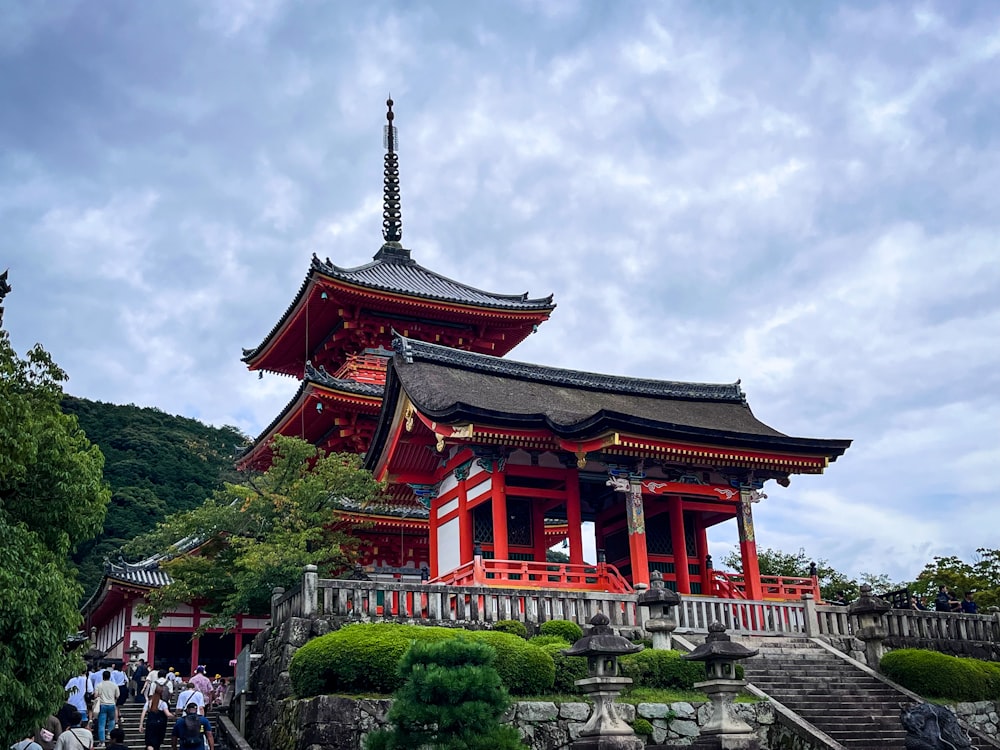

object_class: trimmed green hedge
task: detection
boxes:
[539,619,583,643]
[492,619,528,639]
[881,649,1000,702]
[290,623,554,697]
[542,643,588,694]
[619,650,707,690]
[528,634,571,647]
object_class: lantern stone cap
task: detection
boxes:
[637,586,681,606]
[562,611,644,658]
[848,584,892,616]
[637,570,682,605]
[682,622,758,662]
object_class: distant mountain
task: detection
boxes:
[62,396,248,598]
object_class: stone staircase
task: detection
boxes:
[740,636,999,749]
[108,699,223,747]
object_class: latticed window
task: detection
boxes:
[473,503,494,543]
[646,512,673,555]
[507,499,532,547]
[604,529,629,564]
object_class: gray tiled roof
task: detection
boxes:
[243,249,554,363]
[395,338,747,402]
[104,559,172,589]
[375,336,851,458]
[243,363,385,453]
[313,251,555,310]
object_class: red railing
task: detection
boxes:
[431,557,634,594]
[708,570,820,601]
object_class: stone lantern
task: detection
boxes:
[849,583,891,668]
[83,626,105,671]
[637,570,681,650]
[124,639,144,666]
[562,611,644,750]
[683,622,759,749]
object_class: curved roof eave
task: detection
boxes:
[238,369,384,462]
[242,254,556,365]
[415,401,851,460]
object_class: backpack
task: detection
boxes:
[146,706,168,732]
[179,715,204,750]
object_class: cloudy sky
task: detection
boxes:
[3,1,998,584]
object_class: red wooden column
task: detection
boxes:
[668,495,691,594]
[565,469,584,565]
[458,479,473,571]
[491,468,509,560]
[738,486,764,600]
[626,474,649,587]
[532,501,548,562]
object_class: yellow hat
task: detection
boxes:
[168,667,174,672]
[215,674,221,679]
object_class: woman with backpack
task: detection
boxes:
[138,684,173,750]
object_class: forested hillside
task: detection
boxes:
[62,396,248,597]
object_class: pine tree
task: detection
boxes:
[365,638,525,750]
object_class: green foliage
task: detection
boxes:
[0,328,110,740]
[880,649,1000,701]
[619,650,707,690]
[492,619,528,639]
[125,435,385,628]
[542,643,588,694]
[539,619,583,643]
[528,635,570,647]
[721,546,861,601]
[632,718,654,736]
[912,550,1000,610]
[63,396,246,597]
[289,623,554,697]
[546,548,570,563]
[365,638,524,750]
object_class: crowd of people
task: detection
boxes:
[12,664,228,750]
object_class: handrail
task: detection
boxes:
[431,557,633,593]
[708,570,820,601]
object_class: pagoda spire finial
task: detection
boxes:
[382,96,402,244]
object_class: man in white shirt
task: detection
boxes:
[93,670,120,743]
[64,667,90,720]
[174,682,206,716]
[109,664,129,707]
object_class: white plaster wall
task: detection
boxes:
[439,472,459,495]
[437,497,459,517]
[468,475,493,501]
[437,517,461,575]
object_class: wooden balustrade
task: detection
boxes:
[707,570,821,601]
[432,558,633,593]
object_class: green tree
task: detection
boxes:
[365,638,524,750]
[0,325,110,741]
[913,550,1000,610]
[62,396,247,598]
[124,435,385,628]
[721,546,861,602]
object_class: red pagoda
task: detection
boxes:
[240,99,555,570]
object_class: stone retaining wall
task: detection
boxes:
[953,700,1000,737]
[273,694,789,749]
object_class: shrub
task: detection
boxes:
[539,619,583,643]
[880,649,1000,701]
[619,650,706,690]
[492,619,528,639]
[542,643,588,694]
[632,718,654,737]
[290,623,553,697]
[528,635,570,647]
[365,638,524,750]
